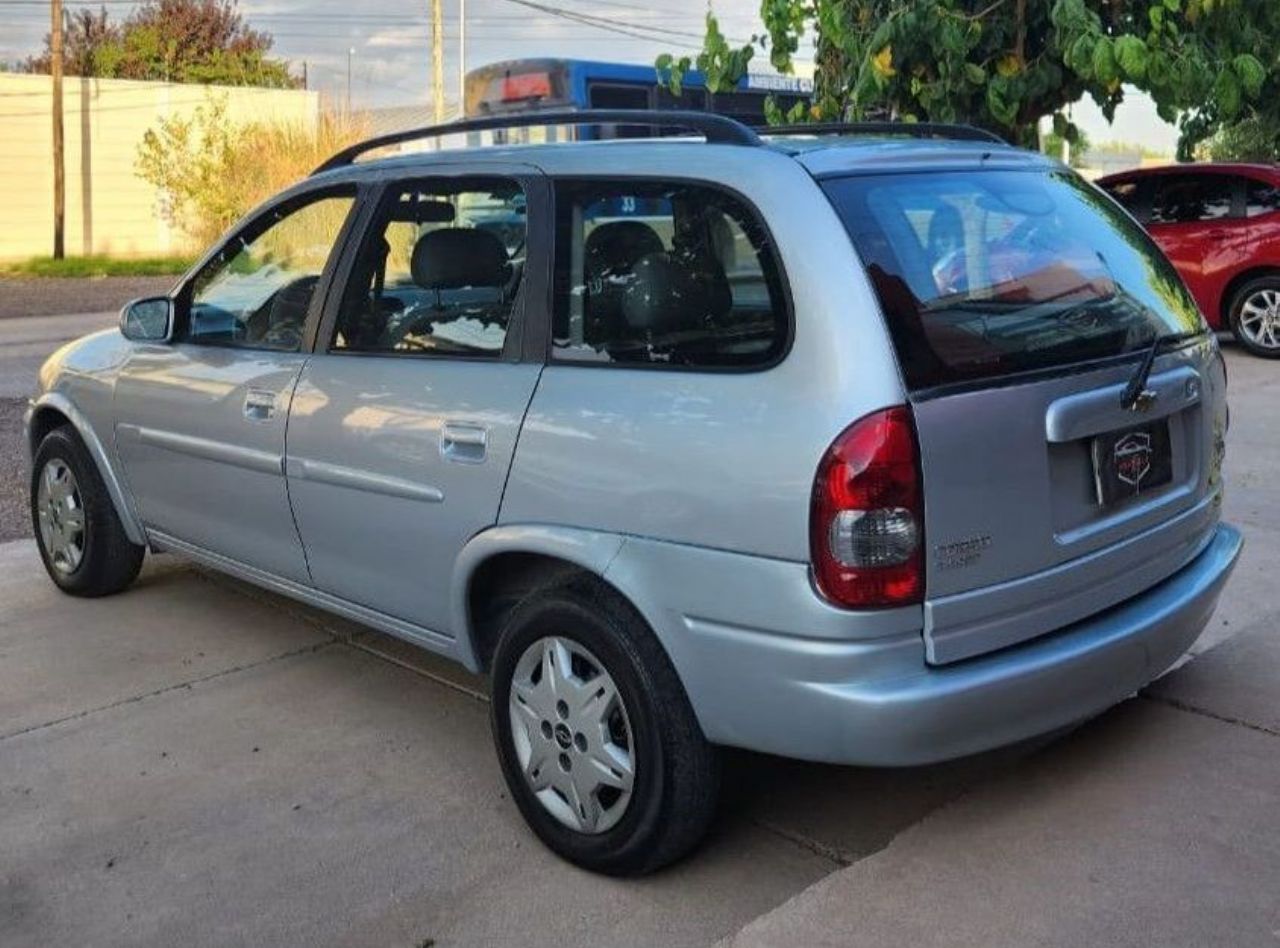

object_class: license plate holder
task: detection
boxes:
[1092,421,1173,506]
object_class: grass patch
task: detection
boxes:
[0,254,193,278]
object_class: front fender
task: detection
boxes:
[450,525,627,671]
[27,392,147,546]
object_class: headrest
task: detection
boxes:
[411,228,509,290]
[927,205,964,259]
[387,198,455,224]
[585,221,664,277]
[621,252,720,333]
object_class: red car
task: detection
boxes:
[1097,163,1280,357]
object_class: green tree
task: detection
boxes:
[1042,125,1090,166]
[659,1,1274,154]
[1205,116,1280,161]
[23,0,296,87]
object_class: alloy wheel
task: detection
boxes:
[1238,288,1280,350]
[508,635,636,834]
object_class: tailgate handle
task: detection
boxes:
[1044,366,1201,443]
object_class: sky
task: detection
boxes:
[0,0,1180,155]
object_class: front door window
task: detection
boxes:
[187,191,356,351]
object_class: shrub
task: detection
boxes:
[136,94,368,248]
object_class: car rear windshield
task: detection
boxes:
[822,169,1205,391]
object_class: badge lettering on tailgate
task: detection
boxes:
[934,534,992,570]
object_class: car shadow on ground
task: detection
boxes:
[200,560,1064,869]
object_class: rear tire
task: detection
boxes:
[489,575,719,875]
[30,426,144,596]
[1228,276,1280,358]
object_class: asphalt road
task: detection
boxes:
[1,310,1277,946]
[0,311,115,541]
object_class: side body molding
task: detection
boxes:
[27,392,147,545]
[450,525,627,671]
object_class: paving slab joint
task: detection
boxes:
[1140,691,1279,738]
[0,639,337,742]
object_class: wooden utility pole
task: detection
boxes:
[51,0,65,259]
[458,0,466,115]
[431,0,444,128]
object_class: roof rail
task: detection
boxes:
[312,109,762,174]
[755,121,1005,145]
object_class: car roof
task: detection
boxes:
[778,136,1055,176]
[1098,162,1280,184]
[311,134,1058,185]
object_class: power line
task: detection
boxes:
[489,0,746,43]
[0,0,741,42]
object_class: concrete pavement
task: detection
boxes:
[0,540,1011,948]
[724,625,1280,948]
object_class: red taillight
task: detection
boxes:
[810,406,923,608]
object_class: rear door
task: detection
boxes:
[283,167,548,636]
[822,167,1226,665]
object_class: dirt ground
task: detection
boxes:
[0,397,28,541]
[0,276,176,319]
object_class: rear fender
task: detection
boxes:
[450,525,628,671]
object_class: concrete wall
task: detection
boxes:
[0,75,319,262]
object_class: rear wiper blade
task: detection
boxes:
[1120,330,1202,411]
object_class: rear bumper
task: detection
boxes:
[610,523,1242,766]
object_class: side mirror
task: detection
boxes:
[119,297,173,342]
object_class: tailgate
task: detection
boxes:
[915,341,1225,664]
[818,165,1226,664]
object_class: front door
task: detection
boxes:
[284,171,547,634]
[1146,172,1251,321]
[114,187,359,581]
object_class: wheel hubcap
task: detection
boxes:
[1238,288,1280,350]
[508,636,635,835]
[36,459,85,575]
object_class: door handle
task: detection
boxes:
[441,422,487,463]
[243,389,277,421]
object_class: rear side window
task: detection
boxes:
[552,181,789,369]
[1150,174,1234,223]
[1246,178,1280,216]
[822,170,1203,391]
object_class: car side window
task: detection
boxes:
[186,190,356,352]
[1150,175,1234,224]
[330,177,525,357]
[1102,179,1145,220]
[552,181,789,369]
[1246,178,1280,217]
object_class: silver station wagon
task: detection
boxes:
[26,111,1242,874]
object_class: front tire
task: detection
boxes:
[490,576,719,875]
[30,426,144,596]
[1228,276,1280,358]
